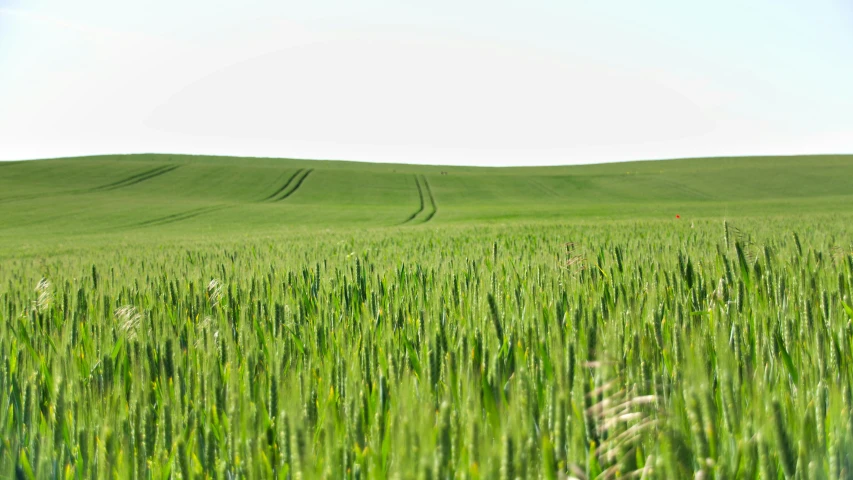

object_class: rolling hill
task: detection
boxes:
[1,154,851,247]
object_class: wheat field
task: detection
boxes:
[2,155,853,478]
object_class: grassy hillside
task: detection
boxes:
[0,153,851,248]
[3,154,853,478]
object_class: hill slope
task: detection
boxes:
[1,154,851,244]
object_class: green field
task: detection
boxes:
[1,154,853,478]
[1,154,852,248]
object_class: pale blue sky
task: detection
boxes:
[1,0,852,165]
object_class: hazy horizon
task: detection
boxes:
[4,152,853,170]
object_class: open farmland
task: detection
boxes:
[1,155,853,478]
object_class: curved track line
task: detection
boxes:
[91,165,172,190]
[132,205,228,228]
[264,169,303,201]
[421,175,438,223]
[0,192,44,204]
[401,175,426,224]
[0,165,180,203]
[401,175,437,225]
[275,169,313,201]
[93,165,181,191]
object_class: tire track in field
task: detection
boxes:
[131,205,229,228]
[91,165,172,190]
[274,169,313,201]
[421,175,438,223]
[0,192,44,204]
[653,177,714,200]
[0,165,181,204]
[401,175,426,224]
[263,169,303,201]
[529,178,562,198]
[91,164,181,192]
[402,175,437,225]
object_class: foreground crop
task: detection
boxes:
[1,218,852,479]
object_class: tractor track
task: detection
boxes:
[131,205,229,228]
[264,169,304,201]
[421,175,437,223]
[0,165,181,203]
[274,169,313,201]
[401,175,426,224]
[401,175,437,225]
[91,164,181,192]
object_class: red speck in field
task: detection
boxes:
[676,215,681,219]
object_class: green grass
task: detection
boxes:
[1,153,851,249]
[1,154,853,478]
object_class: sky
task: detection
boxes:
[1,0,852,166]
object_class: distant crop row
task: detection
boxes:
[1,217,852,478]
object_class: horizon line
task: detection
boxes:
[2,151,851,169]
